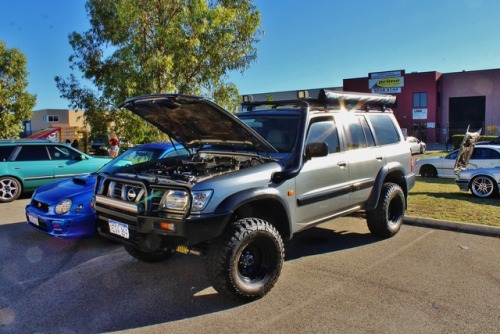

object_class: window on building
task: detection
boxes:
[43,115,59,122]
[413,92,428,108]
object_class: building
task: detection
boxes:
[24,109,89,151]
[243,68,500,144]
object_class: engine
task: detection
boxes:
[122,151,268,184]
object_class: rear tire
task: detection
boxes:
[470,175,497,198]
[124,245,175,263]
[366,183,405,238]
[0,177,22,203]
[206,217,284,301]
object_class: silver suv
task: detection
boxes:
[94,90,415,301]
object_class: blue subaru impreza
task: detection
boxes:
[26,142,188,238]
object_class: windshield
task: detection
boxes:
[238,114,300,153]
[100,147,167,174]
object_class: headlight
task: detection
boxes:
[55,198,72,214]
[192,190,213,212]
[160,190,189,211]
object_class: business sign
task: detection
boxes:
[372,87,401,94]
[370,70,404,79]
[413,108,428,120]
[368,70,404,94]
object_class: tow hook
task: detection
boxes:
[176,245,203,256]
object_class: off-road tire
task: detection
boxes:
[0,177,22,203]
[470,175,497,198]
[366,183,405,238]
[420,165,437,178]
[206,217,284,301]
[124,245,175,263]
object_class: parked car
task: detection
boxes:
[455,167,500,198]
[414,145,500,178]
[406,136,426,154]
[0,139,112,202]
[477,136,500,146]
[94,91,414,300]
[26,142,189,238]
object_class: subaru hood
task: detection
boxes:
[119,94,277,153]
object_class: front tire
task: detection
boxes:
[420,165,437,178]
[366,183,405,238]
[124,245,175,263]
[206,217,284,301]
[0,177,22,203]
[470,175,497,198]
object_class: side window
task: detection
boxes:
[368,114,401,145]
[342,116,370,150]
[14,146,50,161]
[48,145,78,160]
[471,148,500,160]
[306,120,339,154]
[0,146,15,162]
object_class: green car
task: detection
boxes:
[0,139,111,202]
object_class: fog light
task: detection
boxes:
[160,222,175,231]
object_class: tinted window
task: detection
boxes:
[307,120,339,154]
[368,114,401,145]
[15,146,50,161]
[0,146,15,161]
[471,148,500,159]
[342,115,373,150]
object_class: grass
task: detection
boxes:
[407,177,500,227]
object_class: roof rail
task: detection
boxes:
[241,89,396,112]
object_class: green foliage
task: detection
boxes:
[56,0,262,142]
[0,41,37,138]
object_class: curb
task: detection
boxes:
[404,216,500,238]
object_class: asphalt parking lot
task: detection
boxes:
[1,197,499,334]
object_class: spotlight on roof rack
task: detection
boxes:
[242,95,253,103]
[297,90,309,99]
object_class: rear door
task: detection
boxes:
[337,113,384,206]
[9,145,55,190]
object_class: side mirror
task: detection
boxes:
[305,142,328,160]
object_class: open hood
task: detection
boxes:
[454,126,482,174]
[119,94,277,153]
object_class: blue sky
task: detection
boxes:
[2,0,500,110]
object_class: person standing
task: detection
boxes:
[108,134,119,158]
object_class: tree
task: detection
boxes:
[0,41,37,139]
[56,0,262,144]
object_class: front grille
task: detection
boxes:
[31,199,49,212]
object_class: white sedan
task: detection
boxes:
[406,136,426,154]
[414,145,500,178]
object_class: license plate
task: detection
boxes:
[28,214,39,226]
[108,219,129,239]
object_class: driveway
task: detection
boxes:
[1,198,499,333]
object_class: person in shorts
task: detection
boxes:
[108,134,119,158]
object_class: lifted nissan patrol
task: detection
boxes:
[94,89,415,301]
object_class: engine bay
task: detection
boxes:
[119,151,272,184]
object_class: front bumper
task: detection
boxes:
[455,179,470,192]
[25,205,96,239]
[96,205,231,246]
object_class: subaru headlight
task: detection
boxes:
[55,198,72,214]
[192,190,213,212]
[160,190,189,211]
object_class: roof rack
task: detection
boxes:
[241,89,396,112]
